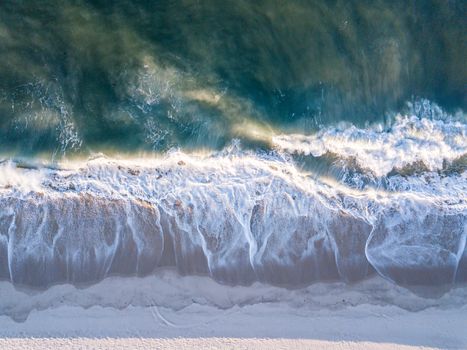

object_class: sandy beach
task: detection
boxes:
[1,2,466,348]
[1,271,466,349]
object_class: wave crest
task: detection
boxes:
[1,152,465,293]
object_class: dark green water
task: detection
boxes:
[0,0,465,157]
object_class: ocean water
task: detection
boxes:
[0,1,466,293]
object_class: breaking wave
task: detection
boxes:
[0,0,466,298]
[1,130,466,293]
[273,104,466,178]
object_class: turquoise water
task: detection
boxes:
[0,0,465,157]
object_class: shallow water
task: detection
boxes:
[0,1,466,293]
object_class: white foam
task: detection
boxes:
[1,148,465,290]
[0,161,45,192]
[273,113,467,177]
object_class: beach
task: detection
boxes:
[1,271,466,349]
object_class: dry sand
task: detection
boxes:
[1,271,466,349]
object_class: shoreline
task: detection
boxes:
[1,273,466,349]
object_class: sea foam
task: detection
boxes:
[273,114,466,177]
[1,145,465,291]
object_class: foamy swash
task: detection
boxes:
[1,120,466,292]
